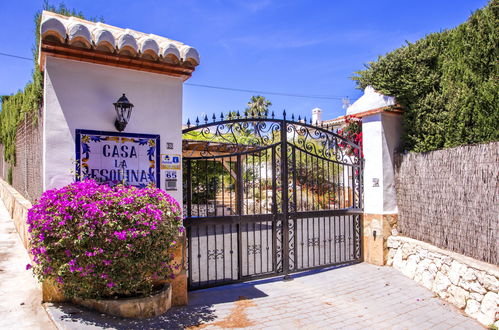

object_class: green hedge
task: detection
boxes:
[353,1,498,152]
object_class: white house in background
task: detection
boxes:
[309,86,397,129]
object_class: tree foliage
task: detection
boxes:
[353,1,498,152]
[245,95,272,117]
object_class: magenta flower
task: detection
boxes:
[26,179,182,299]
[26,264,32,270]
[113,230,127,240]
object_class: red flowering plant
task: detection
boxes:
[337,115,363,158]
[26,180,183,299]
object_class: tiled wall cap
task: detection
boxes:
[93,28,116,52]
[40,17,66,43]
[39,11,199,66]
[67,22,92,48]
[139,36,160,56]
[161,42,181,62]
[117,33,138,54]
[180,46,200,66]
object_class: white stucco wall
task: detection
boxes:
[43,56,184,204]
[381,113,403,213]
[362,113,402,214]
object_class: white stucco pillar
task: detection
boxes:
[361,111,403,265]
[362,112,403,214]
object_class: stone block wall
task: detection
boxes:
[387,235,498,327]
[362,214,398,266]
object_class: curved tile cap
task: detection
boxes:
[40,17,66,43]
[180,46,200,66]
[67,23,92,48]
[117,33,138,56]
[93,28,115,52]
[139,37,160,55]
[39,10,200,75]
[161,42,181,63]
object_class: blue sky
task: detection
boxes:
[0,0,488,122]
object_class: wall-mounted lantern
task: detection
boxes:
[113,94,134,132]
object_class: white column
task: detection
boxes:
[361,111,403,265]
[362,112,403,214]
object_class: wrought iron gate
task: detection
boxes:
[182,113,363,290]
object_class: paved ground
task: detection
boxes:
[0,200,55,329]
[0,198,481,330]
[45,262,482,329]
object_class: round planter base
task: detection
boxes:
[73,284,172,319]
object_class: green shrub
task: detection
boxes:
[353,1,498,152]
[7,166,13,185]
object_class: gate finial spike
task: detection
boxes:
[186,118,191,128]
[221,112,224,120]
[304,116,307,123]
[237,111,240,118]
[212,113,216,122]
[195,116,199,125]
[204,115,208,123]
[283,110,286,119]
[271,111,275,119]
[309,117,312,124]
[291,114,295,121]
[298,115,301,121]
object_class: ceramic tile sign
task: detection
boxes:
[75,129,160,188]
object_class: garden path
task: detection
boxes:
[0,200,55,329]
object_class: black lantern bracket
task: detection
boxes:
[113,93,134,132]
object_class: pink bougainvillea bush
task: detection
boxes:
[338,115,363,157]
[27,180,183,299]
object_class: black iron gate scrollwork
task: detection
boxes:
[182,112,363,290]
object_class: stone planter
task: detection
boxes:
[73,283,172,319]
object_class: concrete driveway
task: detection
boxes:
[45,262,481,329]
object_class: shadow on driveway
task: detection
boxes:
[45,264,357,329]
[45,284,269,329]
